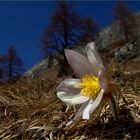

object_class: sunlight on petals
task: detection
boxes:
[86,42,103,76]
[65,49,95,77]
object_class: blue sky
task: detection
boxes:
[0,1,140,71]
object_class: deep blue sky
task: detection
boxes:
[0,1,140,71]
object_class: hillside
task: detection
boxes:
[0,56,140,139]
[0,12,140,139]
[24,12,140,79]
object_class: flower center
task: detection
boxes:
[75,74,101,98]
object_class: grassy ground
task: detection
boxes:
[0,58,139,140]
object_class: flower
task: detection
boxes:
[57,42,117,125]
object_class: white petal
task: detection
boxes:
[82,100,93,119]
[86,42,103,76]
[82,89,105,119]
[98,68,108,90]
[57,78,89,105]
[73,100,90,120]
[57,78,81,93]
[65,49,94,77]
[66,100,90,126]
[66,90,104,125]
[57,92,89,105]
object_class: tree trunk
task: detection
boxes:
[9,62,12,81]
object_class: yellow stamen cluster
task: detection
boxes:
[81,74,101,98]
[75,74,101,98]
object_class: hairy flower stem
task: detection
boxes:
[108,94,118,121]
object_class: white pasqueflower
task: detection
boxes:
[57,42,117,125]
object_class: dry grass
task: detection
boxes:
[0,60,140,140]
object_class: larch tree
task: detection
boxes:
[41,1,82,75]
[115,1,134,42]
[3,46,24,81]
[80,17,99,44]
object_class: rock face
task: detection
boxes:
[115,41,140,62]
[24,12,140,78]
[95,22,124,49]
[95,12,140,49]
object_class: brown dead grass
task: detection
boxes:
[0,59,140,140]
